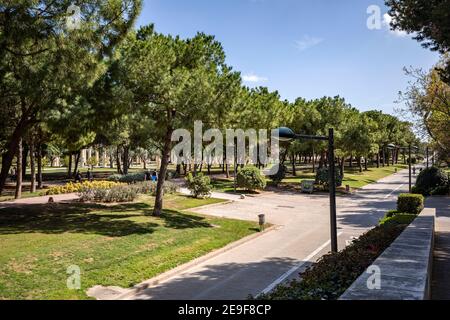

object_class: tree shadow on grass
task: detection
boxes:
[0,202,214,237]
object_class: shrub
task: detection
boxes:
[380,212,417,226]
[430,185,450,196]
[186,173,212,198]
[108,172,146,183]
[78,181,179,203]
[257,223,408,300]
[397,193,424,214]
[236,166,266,192]
[414,167,449,196]
[79,185,138,203]
[315,167,343,189]
[46,181,123,195]
[268,165,287,186]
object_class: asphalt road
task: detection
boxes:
[122,168,416,300]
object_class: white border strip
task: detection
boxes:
[259,232,344,296]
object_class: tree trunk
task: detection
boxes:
[116,149,122,174]
[376,152,380,168]
[364,155,368,171]
[30,141,36,193]
[291,153,296,177]
[358,157,363,172]
[153,128,173,217]
[122,146,129,175]
[22,142,29,180]
[73,151,81,176]
[312,149,316,173]
[37,143,43,189]
[68,153,73,178]
[382,148,386,167]
[225,164,230,178]
[0,115,33,195]
[15,139,23,199]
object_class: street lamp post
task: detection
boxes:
[388,144,418,193]
[276,127,338,253]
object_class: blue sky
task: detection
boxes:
[136,0,439,114]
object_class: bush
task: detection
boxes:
[257,223,407,300]
[315,167,343,189]
[186,173,212,198]
[79,184,138,203]
[397,193,424,214]
[430,185,450,196]
[78,181,179,203]
[46,181,123,195]
[236,166,266,192]
[380,212,417,226]
[268,165,287,186]
[108,172,146,183]
[414,167,449,196]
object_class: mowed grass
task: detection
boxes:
[342,164,408,188]
[0,194,258,300]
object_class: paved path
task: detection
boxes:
[430,196,450,300]
[122,168,418,300]
[0,193,79,209]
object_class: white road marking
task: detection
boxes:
[384,183,405,199]
[259,232,344,296]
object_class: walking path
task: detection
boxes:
[0,193,78,209]
[118,168,419,300]
[430,196,450,300]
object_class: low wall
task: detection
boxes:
[340,208,435,300]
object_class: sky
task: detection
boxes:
[136,0,440,115]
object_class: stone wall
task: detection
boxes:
[340,208,435,300]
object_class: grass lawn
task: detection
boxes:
[280,164,408,189]
[0,194,258,300]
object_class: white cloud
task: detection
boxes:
[242,73,268,83]
[382,13,408,37]
[295,35,323,52]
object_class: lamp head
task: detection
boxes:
[275,127,296,142]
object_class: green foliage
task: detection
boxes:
[415,166,449,196]
[315,167,343,189]
[236,167,266,192]
[380,212,417,226]
[79,181,178,203]
[258,223,407,300]
[385,0,450,84]
[186,173,213,198]
[397,194,425,214]
[431,185,450,196]
[268,165,287,186]
[108,173,146,183]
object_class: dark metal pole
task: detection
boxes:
[328,128,338,253]
[234,137,237,193]
[409,145,412,193]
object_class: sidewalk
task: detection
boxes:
[429,196,450,300]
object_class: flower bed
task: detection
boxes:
[45,181,124,195]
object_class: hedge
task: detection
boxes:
[257,222,409,300]
[397,193,424,215]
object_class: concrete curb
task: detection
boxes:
[91,225,277,300]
